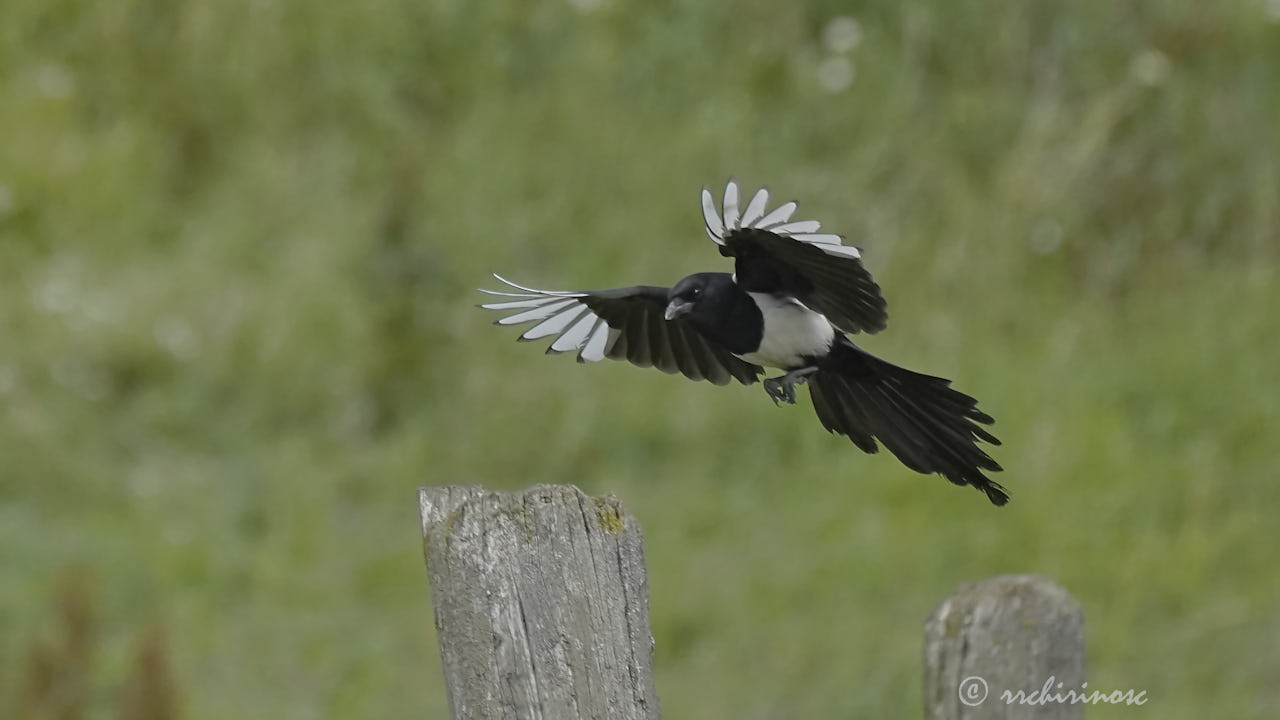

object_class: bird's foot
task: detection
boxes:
[763,377,797,405]
[762,367,819,406]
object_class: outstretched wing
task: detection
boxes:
[701,180,888,334]
[479,275,763,386]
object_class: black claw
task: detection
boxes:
[763,367,820,406]
[763,377,797,405]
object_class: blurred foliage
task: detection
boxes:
[6,569,178,720]
[2,0,1278,718]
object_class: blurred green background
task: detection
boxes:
[3,0,1278,718]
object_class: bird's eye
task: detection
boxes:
[690,288,702,299]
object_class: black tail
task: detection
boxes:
[808,337,1007,506]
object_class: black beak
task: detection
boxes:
[664,299,693,321]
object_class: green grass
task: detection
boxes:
[2,1,1278,717]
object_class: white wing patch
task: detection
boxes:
[700,180,861,260]
[478,275,614,362]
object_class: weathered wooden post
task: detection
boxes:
[923,575,1085,720]
[418,485,661,720]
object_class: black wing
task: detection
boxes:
[701,181,888,334]
[479,275,763,386]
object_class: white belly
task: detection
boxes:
[738,292,835,369]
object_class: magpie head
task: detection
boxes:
[665,272,733,322]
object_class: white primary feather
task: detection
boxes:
[790,233,843,245]
[551,312,599,352]
[479,275,615,362]
[769,220,822,235]
[741,188,769,227]
[522,305,590,340]
[701,188,724,243]
[490,274,581,296]
[480,296,563,310]
[493,298,578,327]
[580,323,612,362]
[754,201,797,229]
[701,181,863,260]
[722,180,741,231]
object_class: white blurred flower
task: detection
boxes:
[1030,220,1064,255]
[0,365,15,395]
[823,17,864,54]
[30,253,84,315]
[154,315,200,360]
[33,276,77,315]
[1129,49,1170,87]
[34,63,75,100]
[129,461,163,499]
[1268,0,1280,23]
[79,291,120,326]
[817,56,855,93]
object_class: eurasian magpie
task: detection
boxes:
[480,181,1007,505]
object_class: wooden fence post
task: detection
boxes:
[923,574,1085,720]
[418,484,661,720]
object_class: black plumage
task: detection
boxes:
[808,339,1007,506]
[723,228,887,334]
[479,181,1007,505]
[579,286,762,385]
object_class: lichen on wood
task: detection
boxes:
[419,484,660,720]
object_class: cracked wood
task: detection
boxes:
[419,485,661,720]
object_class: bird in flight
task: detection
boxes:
[479,181,1007,505]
